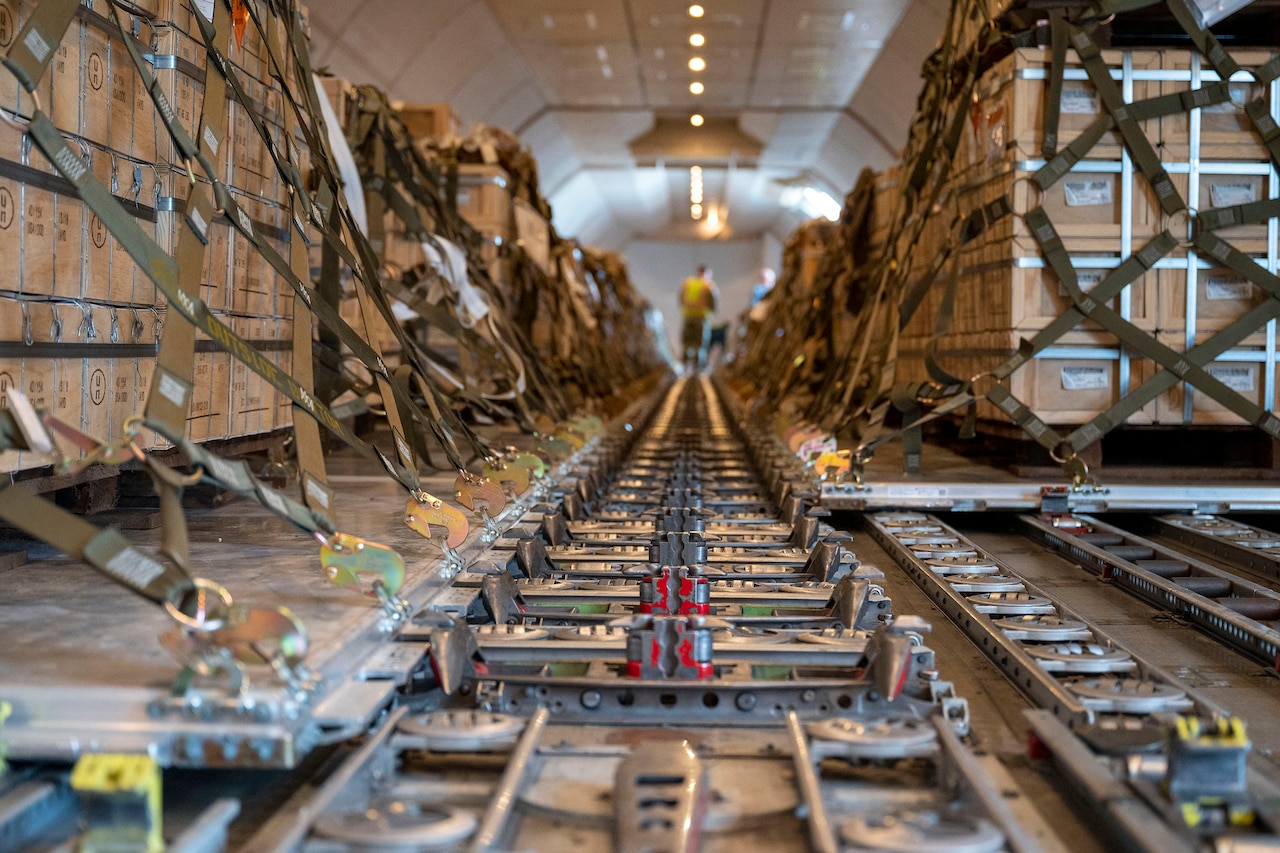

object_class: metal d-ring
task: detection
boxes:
[1165,207,1197,250]
[1007,174,1043,221]
[968,371,1000,399]
[165,578,234,633]
[1048,442,1076,465]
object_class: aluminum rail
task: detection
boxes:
[822,481,1280,513]
[1023,514,1280,669]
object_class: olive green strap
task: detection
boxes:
[1029,207,1280,438]
[1071,26,1184,217]
[0,482,188,603]
[1041,11,1068,160]
[0,0,76,92]
[140,0,230,435]
[20,109,417,491]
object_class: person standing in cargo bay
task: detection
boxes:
[679,264,718,373]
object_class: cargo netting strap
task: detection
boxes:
[0,0,492,599]
[826,1,1280,478]
[0,396,309,691]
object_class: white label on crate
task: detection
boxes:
[23,27,50,62]
[203,126,220,156]
[105,547,164,589]
[1060,88,1099,114]
[1207,364,1256,392]
[195,0,214,21]
[1060,366,1109,390]
[1205,274,1252,301]
[1059,269,1105,297]
[158,373,188,407]
[1063,180,1112,207]
[1209,181,1258,208]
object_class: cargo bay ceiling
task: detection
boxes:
[305,0,949,249]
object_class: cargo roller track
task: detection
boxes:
[231,377,1066,853]
[10,378,1280,852]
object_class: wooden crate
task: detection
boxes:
[1156,256,1272,346]
[455,163,511,239]
[1160,49,1280,161]
[962,47,1162,171]
[400,102,462,142]
[1154,332,1278,425]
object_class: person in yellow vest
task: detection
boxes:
[679,265,718,373]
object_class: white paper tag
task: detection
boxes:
[1063,180,1112,207]
[158,372,188,407]
[1061,365,1109,390]
[23,27,51,63]
[1078,270,1105,289]
[203,125,220,156]
[207,454,250,490]
[1207,364,1256,392]
[259,486,288,515]
[195,0,215,21]
[1058,269,1105,297]
[105,547,164,588]
[1209,181,1258,208]
[187,206,208,242]
[1205,275,1252,301]
[1060,88,1099,115]
[305,477,332,509]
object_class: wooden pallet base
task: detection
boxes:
[921,418,1280,480]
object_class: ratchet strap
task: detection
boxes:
[136,0,230,439]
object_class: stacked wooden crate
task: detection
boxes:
[0,0,300,471]
[1154,49,1277,425]
[896,45,1280,428]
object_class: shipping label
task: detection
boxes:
[1063,180,1112,207]
[1060,365,1109,390]
[1058,269,1104,298]
[1209,181,1258,209]
[1059,87,1099,115]
[1207,364,1256,392]
[1205,274,1252,301]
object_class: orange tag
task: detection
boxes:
[231,0,249,49]
[405,494,469,549]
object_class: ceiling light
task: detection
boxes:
[690,113,704,127]
[689,81,704,95]
[691,203,703,218]
[690,165,702,175]
[689,33,705,47]
[688,56,706,72]
[688,4,704,17]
